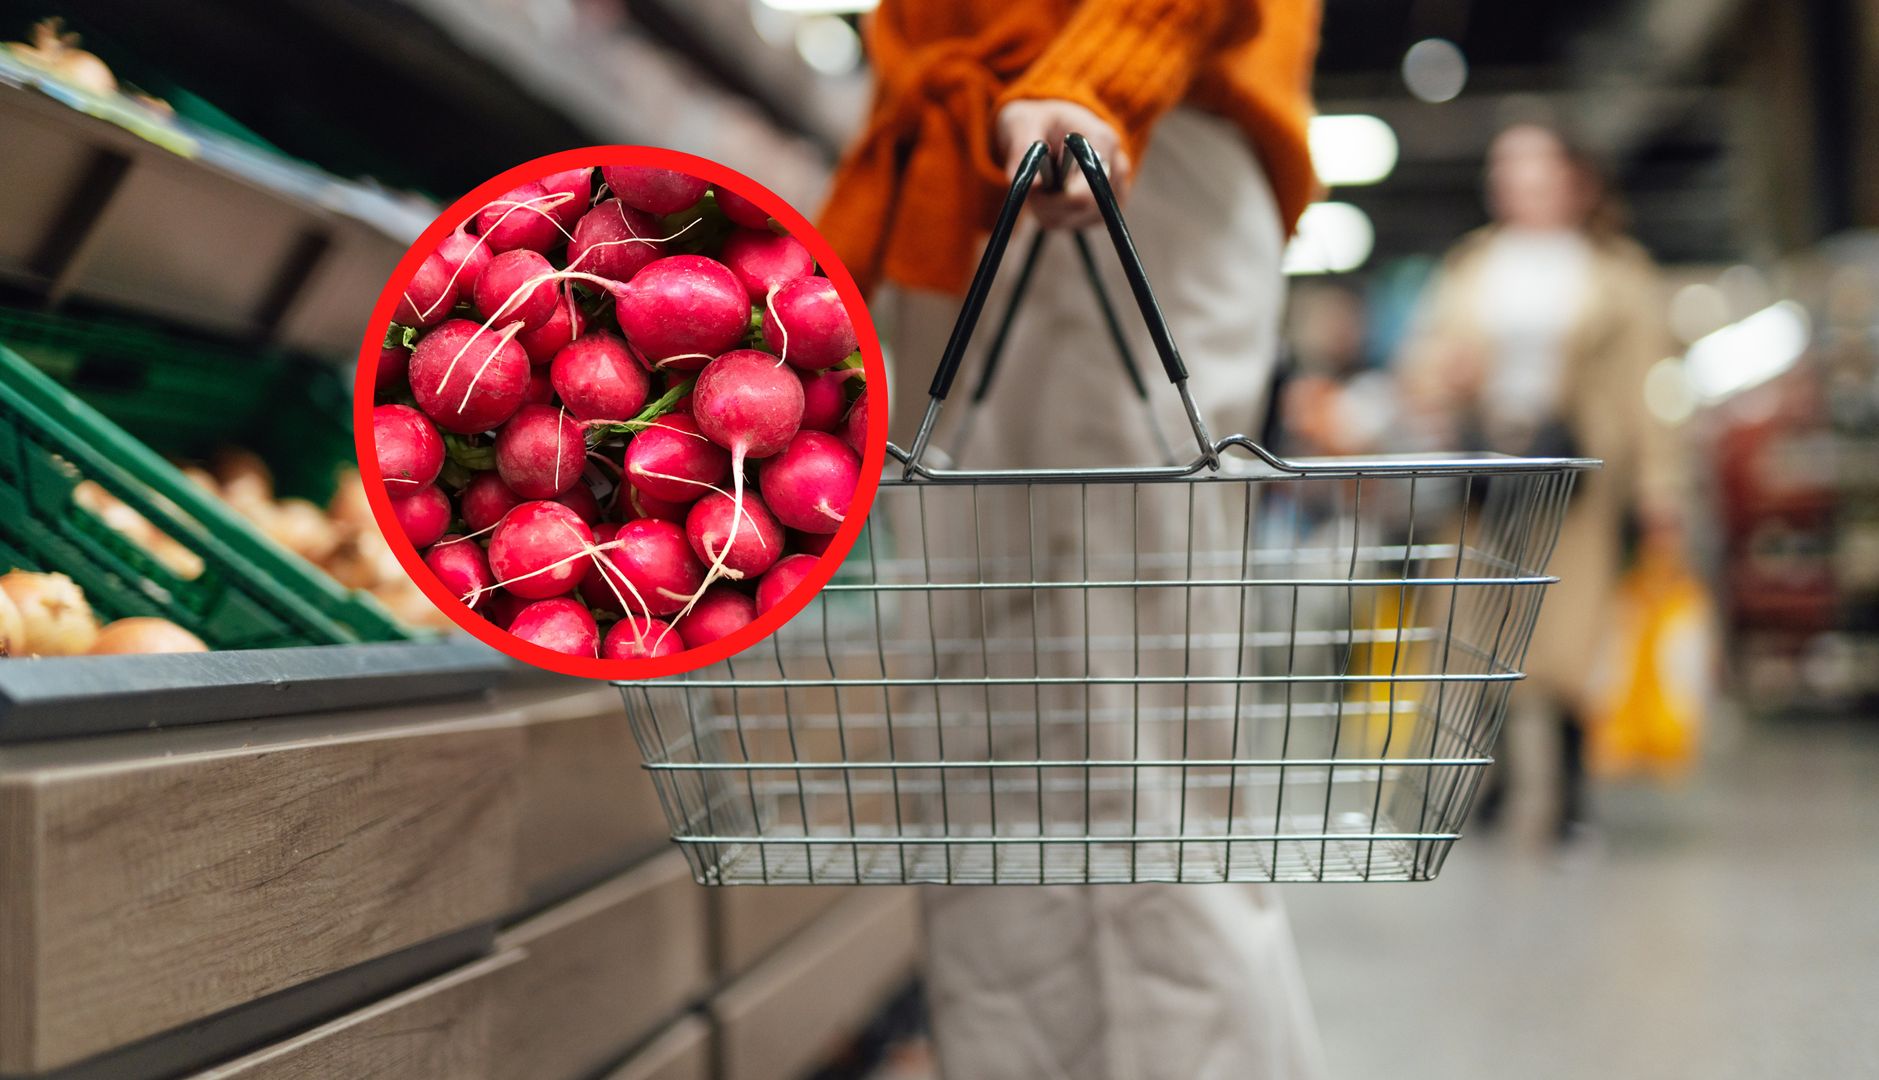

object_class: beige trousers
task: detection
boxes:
[876,108,1326,1080]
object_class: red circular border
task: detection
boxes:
[353,146,888,680]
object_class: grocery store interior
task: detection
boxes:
[0,1,1874,1079]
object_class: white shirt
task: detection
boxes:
[1474,228,1594,443]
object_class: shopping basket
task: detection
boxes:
[621,135,1597,886]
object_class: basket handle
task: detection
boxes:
[901,134,1218,477]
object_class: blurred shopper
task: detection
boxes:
[822,4,1326,1079]
[1399,123,1684,842]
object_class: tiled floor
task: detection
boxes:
[1287,717,1879,1080]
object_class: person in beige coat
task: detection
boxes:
[1399,123,1685,841]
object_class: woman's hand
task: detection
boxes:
[995,99,1131,230]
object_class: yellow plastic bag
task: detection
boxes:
[1588,548,1715,780]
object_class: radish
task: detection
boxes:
[602,166,707,215]
[474,249,560,329]
[408,319,531,434]
[713,187,773,230]
[495,404,585,499]
[425,534,494,609]
[673,585,756,648]
[760,431,859,534]
[482,590,529,630]
[391,484,451,548]
[476,180,568,253]
[394,253,459,327]
[686,490,783,580]
[625,413,729,503]
[461,472,520,533]
[488,500,593,600]
[435,225,493,295]
[756,552,820,615]
[842,387,868,458]
[615,255,748,370]
[376,344,410,393]
[551,332,649,421]
[516,295,584,364]
[799,367,856,432]
[764,277,856,370]
[597,518,705,616]
[624,485,692,523]
[568,199,666,283]
[554,478,601,522]
[536,167,593,228]
[693,350,806,460]
[721,229,814,302]
[507,597,598,657]
[601,615,684,660]
[578,523,627,613]
[373,403,444,493]
[525,369,554,405]
[790,529,835,557]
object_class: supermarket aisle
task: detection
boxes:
[1289,718,1879,1080]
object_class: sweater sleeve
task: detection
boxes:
[995,0,1255,161]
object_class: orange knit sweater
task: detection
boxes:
[819,0,1321,296]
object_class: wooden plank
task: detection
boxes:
[598,1015,711,1080]
[188,950,522,1080]
[498,685,676,907]
[492,851,708,1080]
[0,700,526,1075]
[711,890,921,1080]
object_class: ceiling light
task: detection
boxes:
[1309,114,1399,187]
[795,14,862,75]
[1402,38,1467,103]
[1684,301,1811,402]
[1284,202,1375,275]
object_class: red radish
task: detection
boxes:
[615,255,748,370]
[567,199,666,284]
[686,491,783,580]
[625,413,729,503]
[714,186,773,230]
[435,225,493,296]
[495,404,585,499]
[553,479,601,524]
[757,552,820,615]
[394,253,458,327]
[425,534,493,609]
[516,295,584,364]
[790,529,835,557]
[693,350,805,460]
[551,332,650,421]
[524,369,554,405]
[508,597,598,657]
[461,472,520,533]
[603,166,707,215]
[376,344,410,393]
[373,404,443,493]
[391,484,451,548]
[408,319,531,434]
[624,485,691,523]
[799,368,856,432]
[598,519,706,616]
[721,229,814,302]
[488,500,593,599]
[760,431,859,534]
[578,523,627,613]
[673,585,756,648]
[476,180,567,253]
[537,167,593,228]
[602,615,684,660]
[842,388,868,458]
[474,249,560,329]
[764,277,856,370]
[482,590,529,629]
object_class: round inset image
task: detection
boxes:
[355,148,885,678]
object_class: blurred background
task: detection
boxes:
[0,1,1873,1078]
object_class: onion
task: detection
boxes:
[327,470,375,533]
[213,448,274,508]
[0,571,98,656]
[9,20,118,97]
[0,587,24,657]
[90,618,207,655]
[266,498,340,564]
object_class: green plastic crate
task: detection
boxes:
[0,340,409,649]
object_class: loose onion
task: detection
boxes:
[0,571,99,656]
[89,617,207,655]
[0,587,24,657]
[266,498,341,564]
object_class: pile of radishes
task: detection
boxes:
[371,164,868,661]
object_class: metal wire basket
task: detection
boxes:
[621,136,1597,886]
